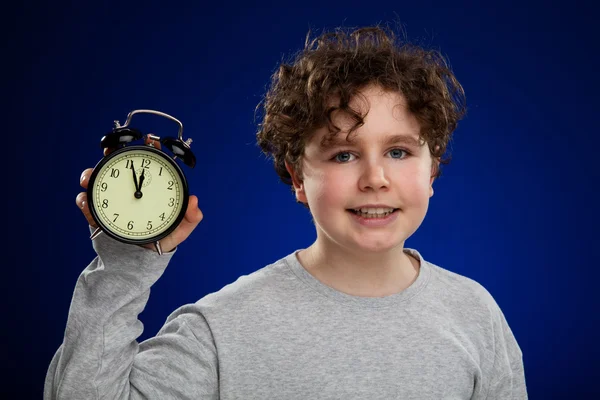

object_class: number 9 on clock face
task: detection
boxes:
[87,145,189,245]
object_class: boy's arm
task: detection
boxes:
[485,361,527,400]
[484,304,528,400]
[43,230,218,400]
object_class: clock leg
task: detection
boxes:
[90,227,103,240]
[154,241,163,255]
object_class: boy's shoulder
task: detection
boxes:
[420,250,502,316]
[192,253,295,310]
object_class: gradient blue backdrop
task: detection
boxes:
[8,0,598,398]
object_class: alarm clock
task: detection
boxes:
[87,109,196,255]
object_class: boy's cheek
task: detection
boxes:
[305,181,345,208]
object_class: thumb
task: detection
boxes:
[143,195,203,253]
[173,195,203,240]
[184,195,203,225]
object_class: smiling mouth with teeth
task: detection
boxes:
[348,208,399,218]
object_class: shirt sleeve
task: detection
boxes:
[43,228,219,400]
[484,301,528,400]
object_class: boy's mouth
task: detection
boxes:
[347,208,399,218]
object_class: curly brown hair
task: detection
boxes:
[255,24,466,205]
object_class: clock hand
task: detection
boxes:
[131,162,144,199]
[130,161,139,191]
[138,168,146,194]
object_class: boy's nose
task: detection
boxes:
[358,163,390,191]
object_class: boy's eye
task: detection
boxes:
[333,152,355,163]
[389,148,407,158]
[331,148,409,163]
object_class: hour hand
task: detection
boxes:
[138,168,145,192]
[134,168,145,199]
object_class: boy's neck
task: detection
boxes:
[296,242,420,298]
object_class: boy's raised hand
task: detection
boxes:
[75,134,203,253]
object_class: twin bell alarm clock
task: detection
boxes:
[87,109,196,255]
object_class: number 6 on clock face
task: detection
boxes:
[87,145,189,245]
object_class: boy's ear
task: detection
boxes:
[429,148,440,198]
[285,160,308,203]
[430,167,437,187]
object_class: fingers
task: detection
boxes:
[80,168,93,189]
[78,168,96,226]
[145,134,162,150]
[75,192,97,228]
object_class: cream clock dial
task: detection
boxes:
[87,145,189,245]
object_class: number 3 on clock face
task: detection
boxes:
[87,145,190,245]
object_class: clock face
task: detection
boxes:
[88,146,188,244]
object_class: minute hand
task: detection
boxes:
[130,162,139,191]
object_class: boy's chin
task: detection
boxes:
[343,237,404,254]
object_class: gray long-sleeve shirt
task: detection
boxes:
[44,230,527,399]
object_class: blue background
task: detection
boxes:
[8,0,598,398]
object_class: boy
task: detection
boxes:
[44,26,527,399]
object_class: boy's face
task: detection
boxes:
[286,84,436,254]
